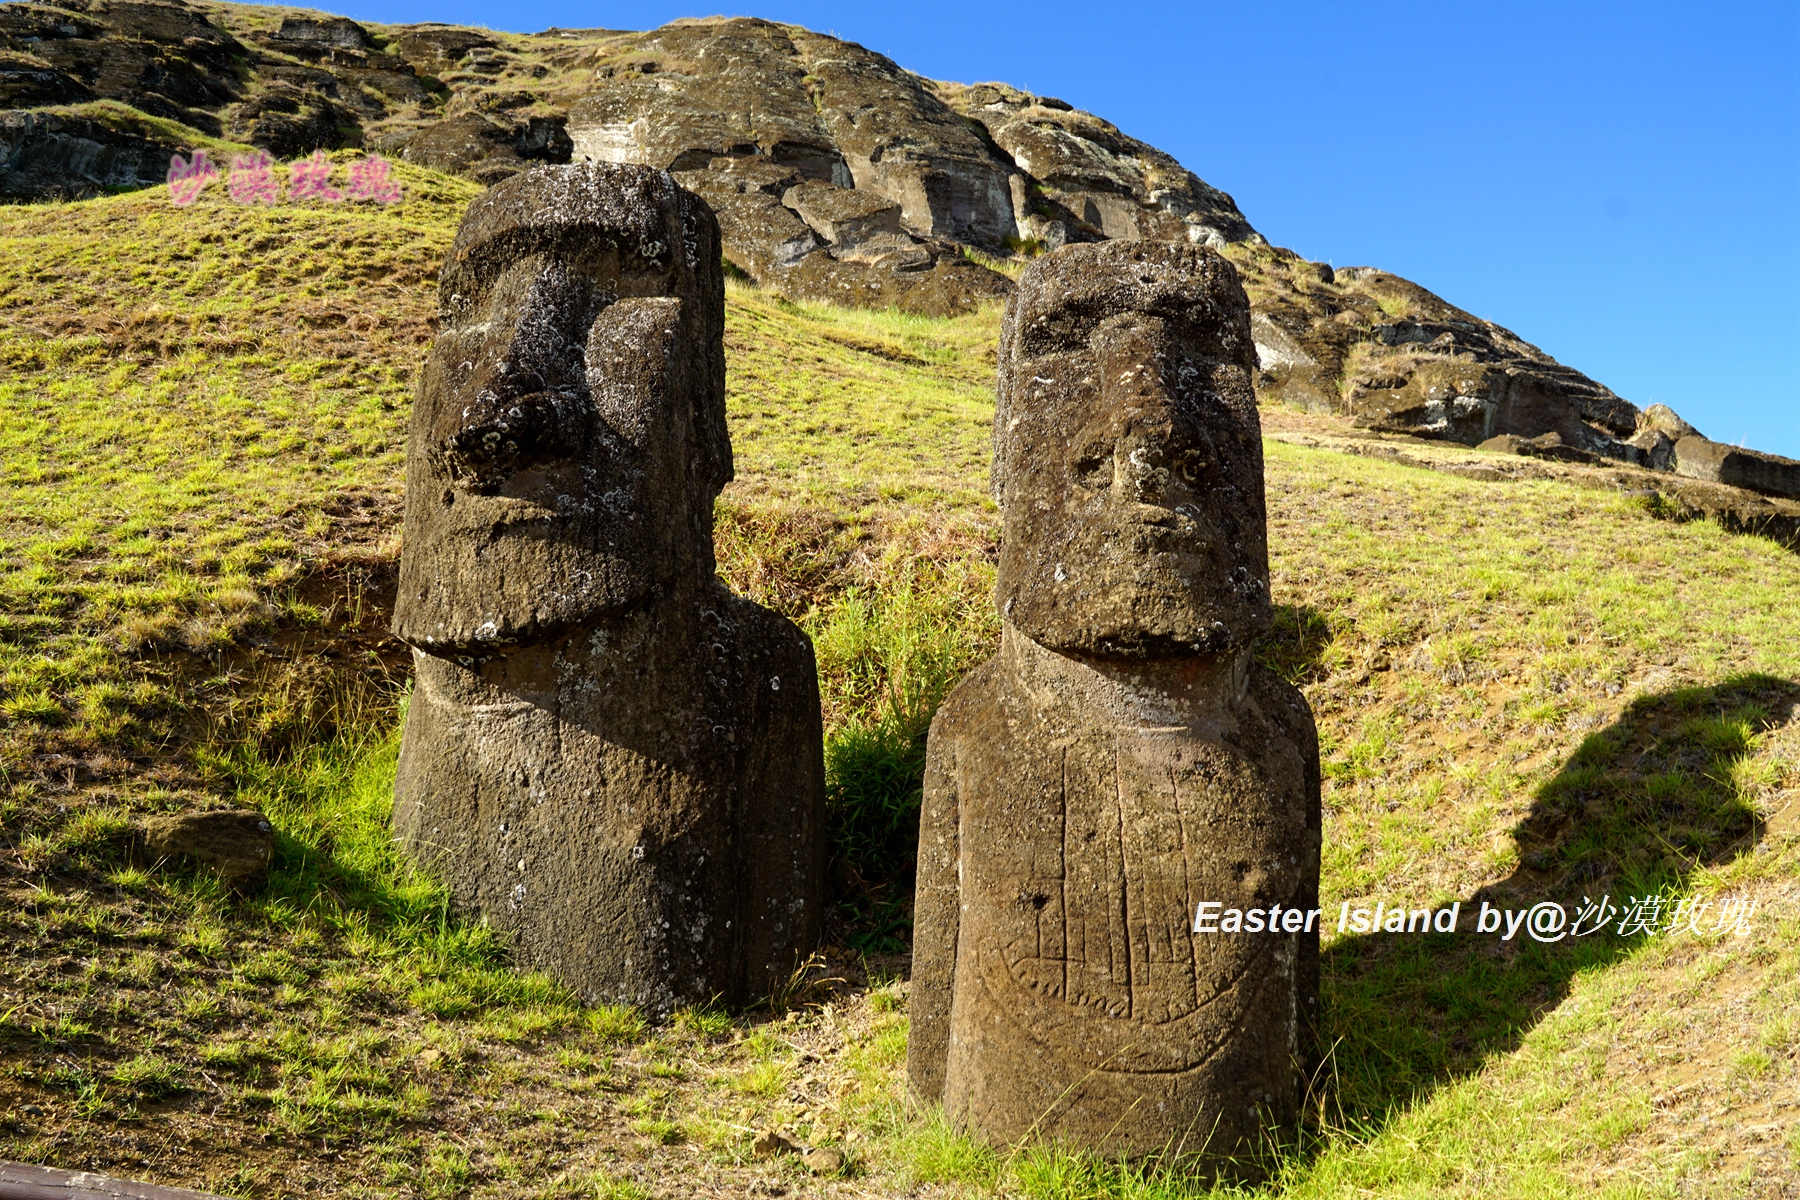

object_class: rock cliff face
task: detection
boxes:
[1234,256,1660,465]
[2,2,1768,473]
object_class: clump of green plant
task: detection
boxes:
[809,565,996,950]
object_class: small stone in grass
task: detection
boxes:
[801,1146,844,1174]
[752,1130,795,1158]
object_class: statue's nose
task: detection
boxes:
[1086,314,1187,496]
[443,370,585,490]
[1099,348,1183,504]
[438,267,592,490]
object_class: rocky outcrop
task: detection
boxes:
[938,81,1258,250]
[387,110,571,185]
[561,19,1027,312]
[1674,436,1800,501]
[0,54,92,106]
[1237,256,1661,462]
[0,107,180,198]
[0,0,243,129]
[1267,410,1800,555]
[544,18,1269,314]
[388,25,495,77]
[674,157,1010,315]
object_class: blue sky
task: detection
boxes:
[343,0,1798,457]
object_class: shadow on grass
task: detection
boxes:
[200,707,567,1017]
[826,668,945,958]
[1316,671,1795,1136]
[1257,603,1338,688]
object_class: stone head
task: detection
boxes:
[993,241,1270,657]
[394,163,729,653]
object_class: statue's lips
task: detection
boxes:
[1081,503,1218,552]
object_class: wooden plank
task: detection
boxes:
[0,1163,224,1200]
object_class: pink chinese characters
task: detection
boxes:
[169,151,404,206]
[166,151,218,206]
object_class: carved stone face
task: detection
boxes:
[993,241,1270,657]
[394,164,729,653]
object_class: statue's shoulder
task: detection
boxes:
[928,654,1005,742]
[713,587,816,673]
[1245,660,1319,752]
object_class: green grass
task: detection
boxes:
[3,162,1798,1196]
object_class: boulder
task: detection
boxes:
[398,112,523,182]
[1476,431,1606,465]
[1675,436,1800,500]
[389,25,497,77]
[1625,426,1677,471]
[390,163,827,1015]
[1640,402,1701,441]
[139,809,275,892]
[911,242,1320,1174]
[269,15,377,56]
[228,83,359,157]
[782,179,905,251]
[397,112,571,185]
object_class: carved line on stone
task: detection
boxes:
[1059,743,1068,1003]
[1113,747,1132,1018]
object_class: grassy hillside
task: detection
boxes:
[1,164,1796,1199]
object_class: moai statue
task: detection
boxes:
[908,241,1321,1169]
[391,163,826,1015]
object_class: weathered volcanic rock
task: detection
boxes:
[394,110,570,184]
[783,178,904,250]
[268,14,376,57]
[228,81,359,156]
[397,111,520,182]
[0,107,180,198]
[911,242,1321,1172]
[0,0,243,112]
[139,808,275,892]
[560,18,1040,308]
[675,162,1011,316]
[1240,258,1649,460]
[388,24,496,77]
[562,17,1235,257]
[0,55,92,106]
[390,163,827,1015]
[941,80,1258,249]
[1675,436,1800,500]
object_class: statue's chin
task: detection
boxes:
[1007,585,1268,660]
[393,572,657,657]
